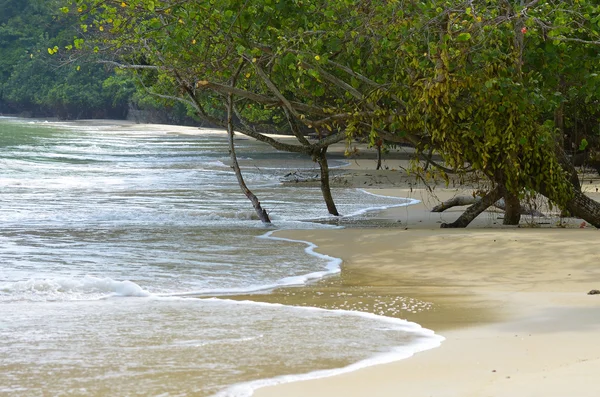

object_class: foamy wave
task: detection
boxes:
[0,276,150,302]
[193,211,261,222]
[204,160,229,168]
[260,230,342,278]
[210,298,444,397]
[343,189,420,217]
[158,229,340,299]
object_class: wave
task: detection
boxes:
[207,198,440,397]
[244,159,350,171]
[260,229,342,278]
[210,298,445,397]
[0,226,342,303]
[204,160,229,168]
[344,189,421,217]
[0,276,150,302]
[1,119,439,396]
[163,230,342,298]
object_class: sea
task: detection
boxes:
[0,117,443,396]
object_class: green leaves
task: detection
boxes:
[60,0,598,209]
[456,33,471,42]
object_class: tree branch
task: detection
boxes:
[552,36,600,46]
[195,79,327,117]
[249,59,315,126]
[441,186,504,228]
[97,60,160,70]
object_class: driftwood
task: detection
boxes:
[432,195,545,217]
[281,171,320,183]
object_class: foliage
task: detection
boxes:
[66,0,600,208]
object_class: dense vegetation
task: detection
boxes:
[0,0,198,122]
[60,0,600,227]
[0,0,127,117]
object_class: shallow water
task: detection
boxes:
[0,118,442,396]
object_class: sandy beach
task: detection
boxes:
[253,227,600,397]
[245,142,600,396]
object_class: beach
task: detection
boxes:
[3,117,600,397]
[251,147,600,396]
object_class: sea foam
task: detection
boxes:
[0,275,150,302]
[344,189,420,217]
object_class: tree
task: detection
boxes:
[393,0,600,227]
[339,0,600,227]
[65,0,600,227]
[63,0,383,219]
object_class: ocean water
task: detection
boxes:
[0,117,443,396]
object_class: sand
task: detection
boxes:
[252,227,600,396]
[251,144,600,396]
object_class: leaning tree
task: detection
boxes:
[61,0,406,221]
[62,0,600,227]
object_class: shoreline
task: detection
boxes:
[250,226,600,397]
[4,117,448,397]
[106,119,600,396]
[212,295,443,397]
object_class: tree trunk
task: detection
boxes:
[557,148,581,192]
[432,196,484,212]
[503,191,521,225]
[441,186,503,228]
[564,190,600,228]
[226,90,271,224]
[315,147,340,216]
[432,195,544,217]
[376,143,382,170]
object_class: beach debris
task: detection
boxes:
[280,171,320,183]
[587,289,600,295]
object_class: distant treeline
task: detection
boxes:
[0,0,198,123]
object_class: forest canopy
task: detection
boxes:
[0,0,126,118]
